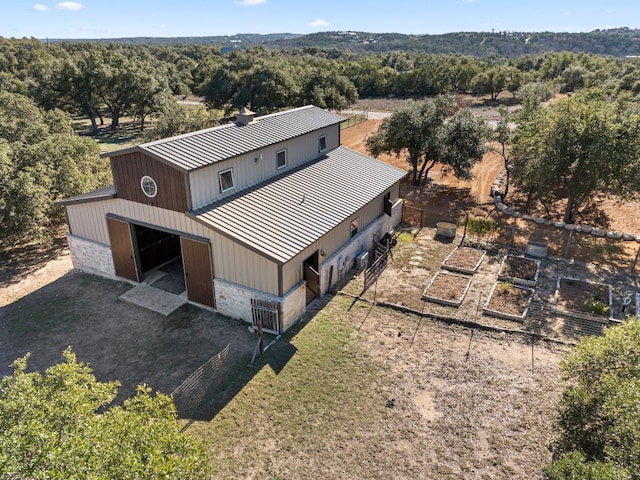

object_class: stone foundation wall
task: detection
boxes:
[67,234,116,279]
[214,278,306,333]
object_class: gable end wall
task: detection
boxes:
[111,152,189,212]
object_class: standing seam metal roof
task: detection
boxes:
[56,185,116,206]
[190,146,407,264]
[139,105,345,171]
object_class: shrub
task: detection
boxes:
[546,317,640,479]
[462,216,502,236]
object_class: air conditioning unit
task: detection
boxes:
[356,251,369,270]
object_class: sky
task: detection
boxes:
[1,0,638,40]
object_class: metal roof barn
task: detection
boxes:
[103,105,345,172]
[190,146,407,264]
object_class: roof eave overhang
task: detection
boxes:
[184,210,288,265]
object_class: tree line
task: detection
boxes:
[3,37,640,132]
[2,37,640,246]
[48,28,640,58]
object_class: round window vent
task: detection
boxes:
[140,175,158,198]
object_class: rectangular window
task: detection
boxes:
[350,218,359,238]
[276,149,287,169]
[319,135,327,153]
[219,168,234,192]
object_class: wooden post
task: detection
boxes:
[215,352,225,391]
[459,212,469,246]
[563,229,574,259]
[465,329,474,363]
[410,301,426,348]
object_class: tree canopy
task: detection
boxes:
[545,317,640,480]
[0,348,212,479]
[0,92,111,246]
[511,90,640,223]
[365,97,487,186]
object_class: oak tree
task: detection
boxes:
[0,348,212,479]
[511,90,640,224]
[546,317,640,479]
[366,97,487,186]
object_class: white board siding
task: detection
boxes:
[65,198,279,295]
[189,126,340,209]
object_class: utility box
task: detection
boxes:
[356,251,369,270]
[525,241,548,258]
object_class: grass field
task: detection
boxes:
[72,117,143,152]
[192,294,565,479]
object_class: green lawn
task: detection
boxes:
[190,293,564,479]
[191,296,393,479]
[72,117,144,153]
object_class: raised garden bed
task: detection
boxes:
[483,282,534,321]
[422,271,472,307]
[553,277,613,323]
[497,255,540,287]
[442,246,486,275]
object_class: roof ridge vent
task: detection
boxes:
[236,107,256,126]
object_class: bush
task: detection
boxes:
[0,348,212,479]
[546,317,640,479]
[461,216,502,236]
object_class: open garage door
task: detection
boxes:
[133,224,180,274]
[181,237,215,308]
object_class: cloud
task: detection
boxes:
[31,4,48,11]
[463,0,475,3]
[234,0,266,6]
[55,2,85,10]
[308,19,329,28]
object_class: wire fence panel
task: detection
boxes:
[171,342,230,419]
[402,204,424,228]
[364,247,389,292]
[339,109,368,129]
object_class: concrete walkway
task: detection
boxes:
[119,284,187,316]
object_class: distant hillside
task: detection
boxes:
[48,28,640,57]
[47,33,302,47]
[271,29,640,57]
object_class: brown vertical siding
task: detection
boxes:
[106,217,139,281]
[181,237,215,307]
[111,152,189,212]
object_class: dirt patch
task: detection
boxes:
[356,312,565,479]
[0,269,261,407]
[0,247,73,308]
[555,278,611,318]
[423,271,471,305]
[499,255,540,285]
[485,283,534,318]
[442,246,486,274]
